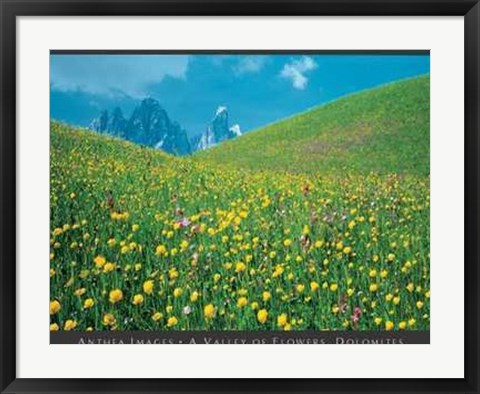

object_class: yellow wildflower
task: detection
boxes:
[143,280,154,295]
[277,313,288,327]
[83,298,94,309]
[237,297,248,308]
[132,294,144,305]
[173,287,183,298]
[257,309,268,324]
[152,312,163,321]
[93,255,106,268]
[235,262,246,273]
[190,291,199,302]
[49,300,61,315]
[109,289,123,304]
[74,288,86,296]
[385,321,394,331]
[102,313,116,326]
[64,319,77,331]
[204,304,216,319]
[103,262,115,273]
[167,316,178,327]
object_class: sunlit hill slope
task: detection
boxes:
[194,76,430,175]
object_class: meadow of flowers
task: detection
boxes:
[49,116,430,332]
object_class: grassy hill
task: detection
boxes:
[49,78,430,333]
[194,76,430,176]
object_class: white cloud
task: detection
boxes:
[50,54,190,97]
[234,56,268,75]
[280,56,318,90]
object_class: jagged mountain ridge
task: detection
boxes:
[194,106,242,151]
[90,100,242,156]
[90,98,191,156]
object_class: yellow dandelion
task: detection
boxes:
[102,313,116,326]
[237,297,248,308]
[152,312,163,321]
[64,319,77,331]
[155,244,167,256]
[204,304,216,319]
[93,255,106,268]
[235,262,246,273]
[168,267,179,280]
[167,316,178,327]
[109,289,123,304]
[83,298,94,309]
[173,287,183,298]
[190,291,199,302]
[74,288,86,297]
[132,294,144,305]
[257,309,268,324]
[103,262,115,273]
[49,300,61,315]
[277,313,288,327]
[143,280,154,295]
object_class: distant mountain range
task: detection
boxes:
[89,98,241,156]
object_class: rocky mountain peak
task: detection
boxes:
[195,106,241,151]
[89,98,191,155]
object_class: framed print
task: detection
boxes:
[1,0,479,393]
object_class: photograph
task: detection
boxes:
[49,51,430,341]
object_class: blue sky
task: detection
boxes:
[50,53,429,137]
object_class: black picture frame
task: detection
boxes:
[1,0,478,393]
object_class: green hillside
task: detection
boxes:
[49,77,430,333]
[194,76,430,175]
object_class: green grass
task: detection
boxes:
[49,76,430,332]
[194,75,430,175]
